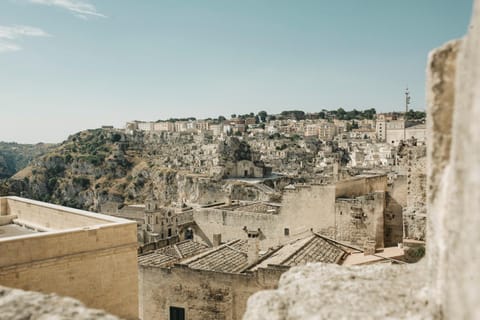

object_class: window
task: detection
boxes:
[284,228,290,236]
[185,228,193,240]
[168,228,172,237]
[169,306,185,320]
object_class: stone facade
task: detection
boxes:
[0,196,138,319]
[400,143,427,240]
[189,175,388,251]
[384,174,406,247]
[140,263,280,320]
[334,192,385,248]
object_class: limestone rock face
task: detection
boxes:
[220,137,254,162]
[0,286,120,320]
[243,262,431,320]
[427,0,480,317]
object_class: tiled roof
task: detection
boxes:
[250,234,347,271]
[138,252,177,267]
[176,240,209,257]
[281,235,346,266]
[138,240,208,267]
[184,240,251,273]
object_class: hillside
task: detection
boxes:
[1,129,256,211]
[0,142,55,179]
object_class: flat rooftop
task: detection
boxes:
[0,224,37,239]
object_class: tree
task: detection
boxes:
[336,108,346,120]
[218,115,226,122]
[281,110,305,120]
[258,111,268,122]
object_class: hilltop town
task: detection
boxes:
[0,104,428,319]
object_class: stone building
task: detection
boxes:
[222,159,271,178]
[318,121,337,140]
[142,201,195,244]
[0,196,138,319]
[375,114,387,141]
[385,122,427,146]
[139,232,348,320]
[217,137,272,179]
[190,175,390,252]
[397,142,427,241]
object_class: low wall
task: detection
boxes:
[4,197,115,229]
[335,175,387,198]
[193,208,280,249]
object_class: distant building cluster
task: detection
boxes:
[125,111,426,146]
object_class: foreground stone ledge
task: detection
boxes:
[243,262,431,320]
[0,285,120,320]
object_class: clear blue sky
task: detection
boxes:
[0,0,473,143]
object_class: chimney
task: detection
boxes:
[213,234,222,247]
[247,237,259,265]
[363,239,376,256]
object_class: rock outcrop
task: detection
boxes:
[243,262,430,320]
[0,286,120,320]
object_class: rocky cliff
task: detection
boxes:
[0,142,54,179]
[1,129,278,211]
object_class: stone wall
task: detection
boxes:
[0,197,139,319]
[194,178,389,251]
[279,185,336,239]
[139,265,281,320]
[334,175,387,198]
[384,175,406,247]
[399,144,427,240]
[334,192,385,247]
[193,208,280,249]
[4,196,111,229]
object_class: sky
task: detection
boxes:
[0,0,473,143]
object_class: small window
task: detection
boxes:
[169,306,185,320]
[284,228,290,236]
[168,228,172,237]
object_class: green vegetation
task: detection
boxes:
[159,117,196,123]
[73,176,91,189]
[406,109,426,120]
[280,110,306,120]
[328,108,376,120]
[0,142,55,178]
